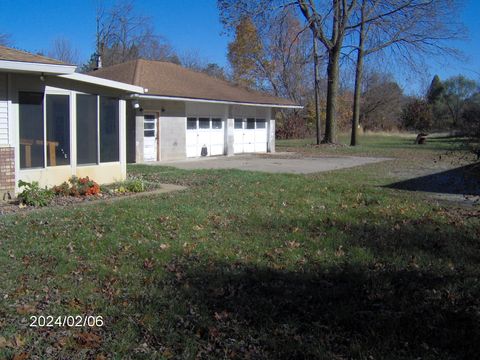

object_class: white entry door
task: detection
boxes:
[186,117,225,157]
[234,118,268,154]
[143,114,157,162]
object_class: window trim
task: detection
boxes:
[234,117,269,130]
[186,116,225,131]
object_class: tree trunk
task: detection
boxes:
[324,46,340,143]
[351,28,365,146]
[313,36,321,145]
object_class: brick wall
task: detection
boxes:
[0,147,15,201]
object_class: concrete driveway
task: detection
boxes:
[159,153,391,174]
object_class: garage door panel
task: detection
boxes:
[234,118,268,154]
[186,117,225,157]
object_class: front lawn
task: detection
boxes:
[0,135,479,359]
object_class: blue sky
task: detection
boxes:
[0,0,478,93]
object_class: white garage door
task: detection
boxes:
[186,117,225,157]
[234,118,268,154]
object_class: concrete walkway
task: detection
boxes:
[158,153,391,174]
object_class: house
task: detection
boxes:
[0,45,143,199]
[0,45,300,200]
[89,59,301,163]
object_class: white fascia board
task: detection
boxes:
[130,93,303,109]
[0,60,76,74]
[59,73,144,93]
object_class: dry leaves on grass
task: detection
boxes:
[143,258,155,270]
[13,352,29,360]
[16,303,36,314]
[75,332,102,349]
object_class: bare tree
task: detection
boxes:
[297,0,358,143]
[83,0,178,71]
[0,33,11,46]
[349,0,463,145]
[360,72,405,131]
[47,37,80,64]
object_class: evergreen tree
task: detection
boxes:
[427,75,444,104]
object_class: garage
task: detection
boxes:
[234,118,268,154]
[186,117,225,157]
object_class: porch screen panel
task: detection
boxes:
[46,95,70,166]
[100,97,119,162]
[76,94,98,165]
[19,92,44,169]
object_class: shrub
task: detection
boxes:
[125,179,145,193]
[69,176,100,196]
[401,99,433,131]
[53,176,101,197]
[52,181,70,196]
[18,180,54,207]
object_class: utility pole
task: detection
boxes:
[313,35,321,145]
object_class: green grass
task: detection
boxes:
[277,132,468,158]
[0,134,479,359]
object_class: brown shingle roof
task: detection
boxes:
[89,59,297,106]
[0,45,69,65]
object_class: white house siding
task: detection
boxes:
[0,73,9,146]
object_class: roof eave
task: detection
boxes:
[59,73,145,93]
[130,93,302,109]
[0,59,76,74]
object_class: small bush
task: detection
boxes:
[18,180,54,207]
[69,176,101,196]
[52,176,101,197]
[401,99,433,131]
[52,181,70,196]
[125,179,145,193]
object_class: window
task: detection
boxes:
[76,95,120,165]
[144,115,155,137]
[46,95,70,166]
[247,118,255,129]
[100,97,119,162]
[234,118,243,129]
[212,118,222,129]
[256,119,266,129]
[19,92,44,169]
[187,117,197,129]
[76,94,98,165]
[199,118,210,129]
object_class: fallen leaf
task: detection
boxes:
[0,336,11,348]
[14,334,25,347]
[75,332,102,349]
[13,352,29,360]
[159,243,170,250]
[335,246,345,257]
[285,241,300,249]
[143,259,154,270]
[16,304,36,315]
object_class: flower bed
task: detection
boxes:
[0,176,161,215]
